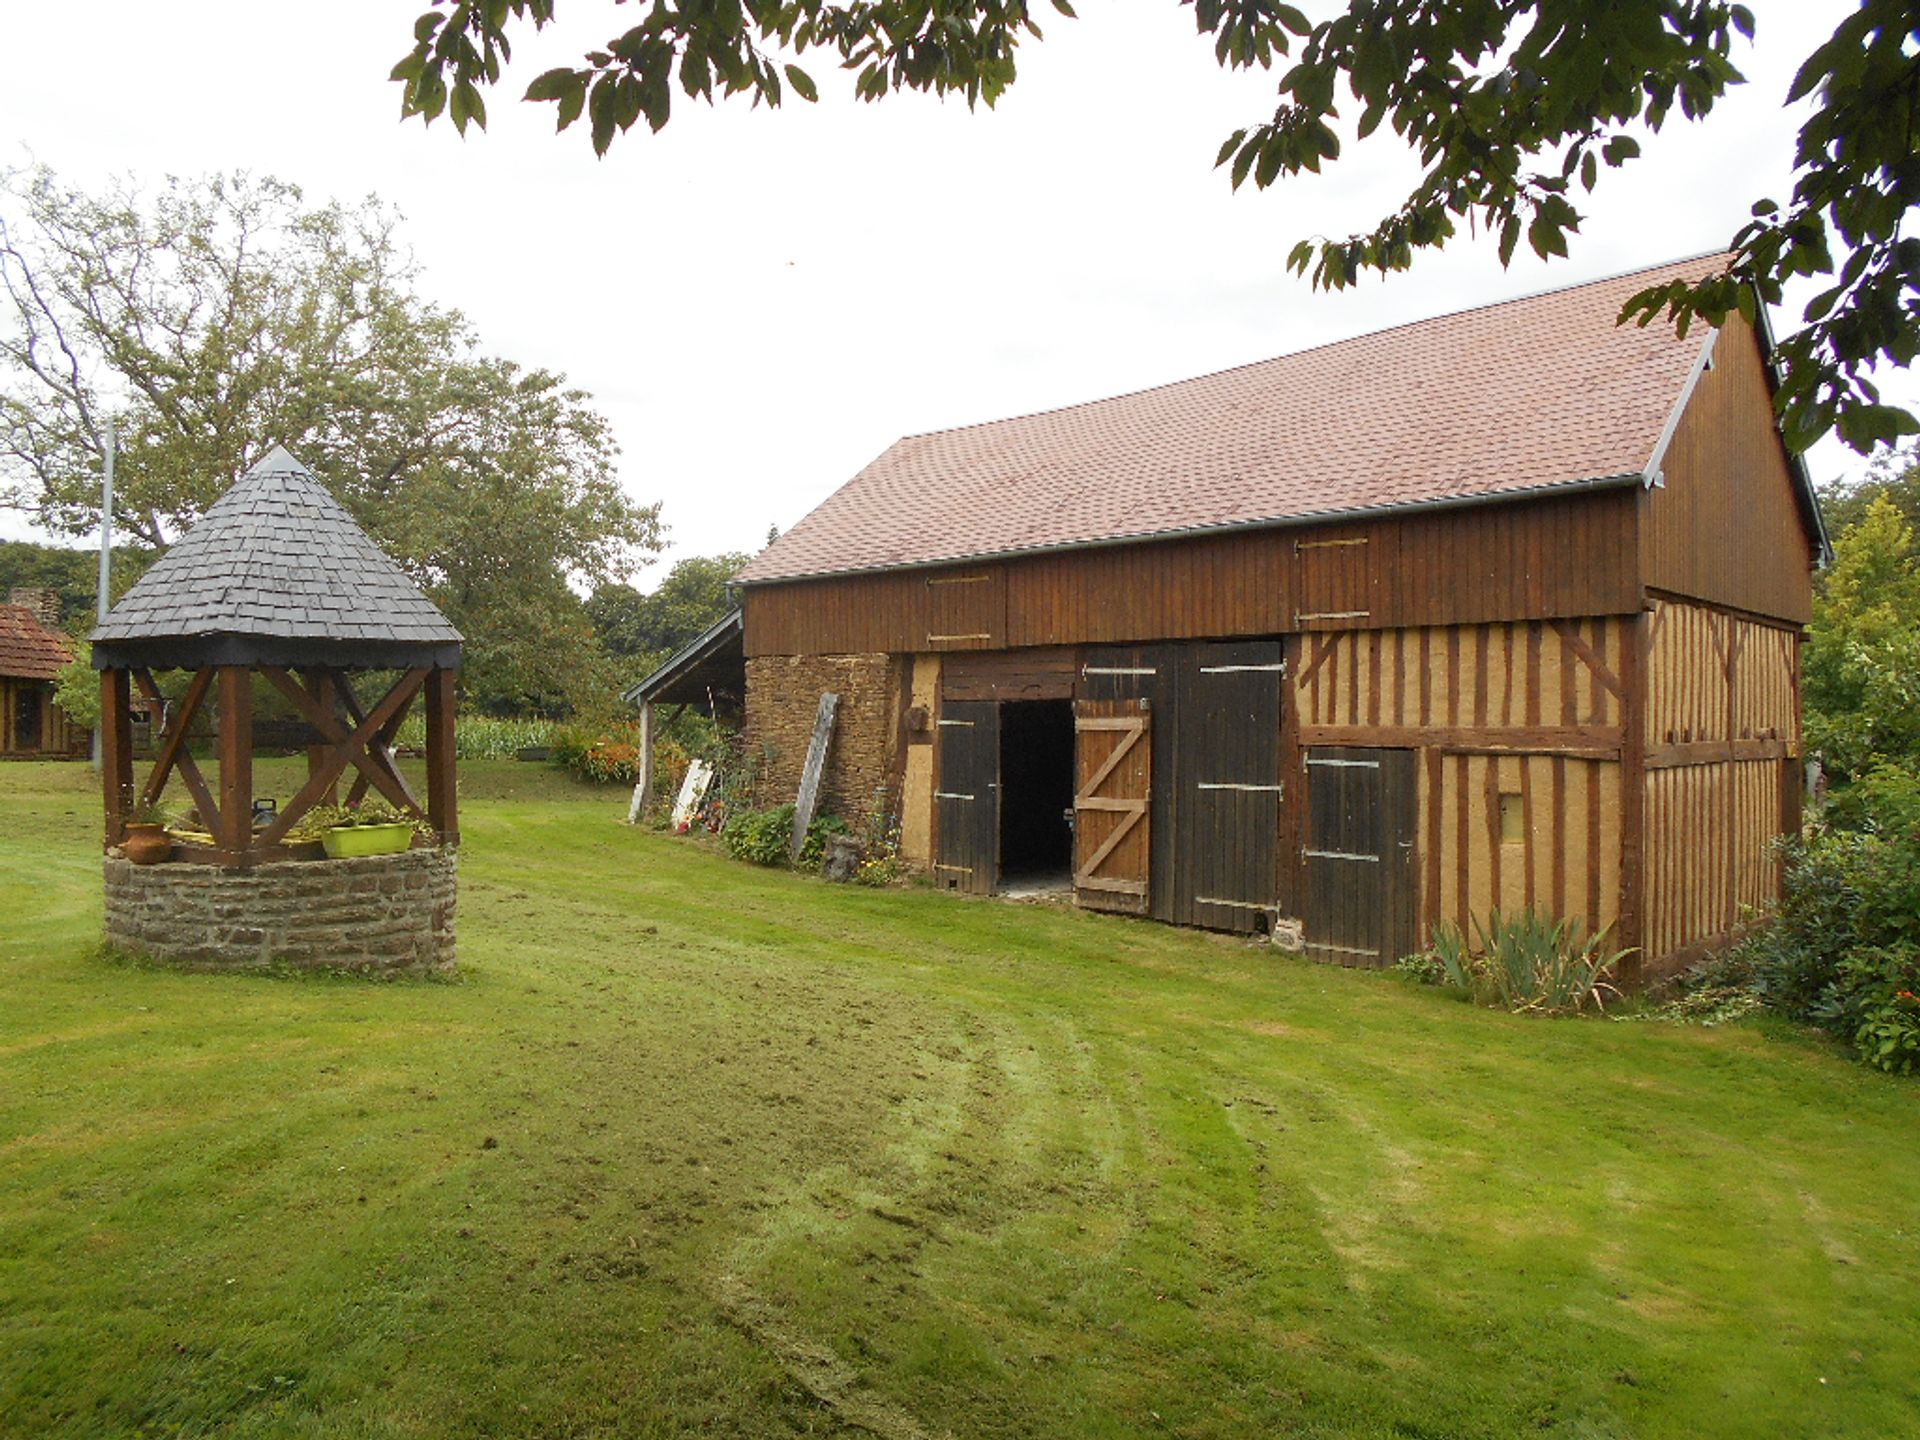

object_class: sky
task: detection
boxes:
[0,0,1896,583]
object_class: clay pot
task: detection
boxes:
[121,822,173,866]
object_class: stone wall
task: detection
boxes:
[744,652,900,824]
[103,848,456,974]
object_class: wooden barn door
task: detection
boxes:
[1302,747,1418,966]
[1079,646,1175,919]
[1174,641,1284,931]
[934,701,999,894]
[1073,698,1151,913]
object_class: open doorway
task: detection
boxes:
[998,699,1074,892]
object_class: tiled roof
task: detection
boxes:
[738,256,1729,584]
[0,604,73,681]
[92,446,462,648]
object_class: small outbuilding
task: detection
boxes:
[91,446,463,973]
[0,588,87,757]
[729,256,1828,985]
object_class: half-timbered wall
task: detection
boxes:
[743,488,1643,659]
[1292,618,1631,950]
[1638,595,1800,973]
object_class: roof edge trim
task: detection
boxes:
[737,472,1646,589]
[1643,326,1719,486]
[622,608,743,705]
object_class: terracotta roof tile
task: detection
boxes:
[739,255,1728,584]
[0,604,74,681]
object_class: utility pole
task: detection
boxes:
[91,419,114,770]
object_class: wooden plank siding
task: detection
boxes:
[743,487,1642,658]
[1641,315,1816,625]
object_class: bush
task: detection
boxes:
[723,804,795,866]
[1413,909,1626,1016]
[797,813,849,869]
[550,723,642,785]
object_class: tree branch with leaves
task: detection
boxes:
[392,0,1920,454]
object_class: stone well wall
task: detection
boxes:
[744,652,901,823]
[103,848,456,974]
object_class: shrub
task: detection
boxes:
[797,813,849,869]
[1416,909,1625,1016]
[723,804,795,866]
[550,723,642,785]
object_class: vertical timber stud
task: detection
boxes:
[426,666,459,845]
[1618,610,1649,986]
[100,667,133,847]
[215,666,253,857]
[306,670,340,808]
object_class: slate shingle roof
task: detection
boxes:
[0,604,74,681]
[92,446,461,650]
[738,255,1735,585]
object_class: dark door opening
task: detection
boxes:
[998,699,1074,887]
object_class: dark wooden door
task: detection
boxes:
[1073,698,1151,914]
[1302,746,1419,966]
[934,700,999,894]
[1173,641,1285,932]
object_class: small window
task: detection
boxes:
[1499,792,1525,844]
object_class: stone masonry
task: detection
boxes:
[103,848,456,974]
[744,652,900,824]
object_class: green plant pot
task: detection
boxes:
[320,823,415,859]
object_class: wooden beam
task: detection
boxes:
[1617,611,1650,984]
[1296,723,1622,756]
[1549,619,1624,701]
[215,666,254,854]
[1644,737,1788,770]
[425,666,458,844]
[136,667,217,824]
[626,701,654,825]
[259,666,427,821]
[100,668,133,847]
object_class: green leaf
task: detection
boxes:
[1215,129,1246,168]
[783,64,818,102]
[525,67,578,101]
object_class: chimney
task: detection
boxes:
[7,586,61,629]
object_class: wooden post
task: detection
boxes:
[100,668,133,847]
[306,669,340,808]
[1617,610,1649,984]
[626,701,655,824]
[215,665,254,856]
[425,666,458,845]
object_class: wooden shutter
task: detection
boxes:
[1302,746,1418,966]
[1074,698,1151,914]
[934,700,998,894]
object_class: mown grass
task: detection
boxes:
[1,759,1916,1439]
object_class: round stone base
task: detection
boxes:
[103,848,456,974]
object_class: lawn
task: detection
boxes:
[1,760,1916,1439]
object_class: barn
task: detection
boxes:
[706,256,1826,984]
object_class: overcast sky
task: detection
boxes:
[0,0,1895,581]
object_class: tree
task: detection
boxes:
[392,0,1920,455]
[0,167,662,711]
[1804,489,1920,780]
[587,550,749,672]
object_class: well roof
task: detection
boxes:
[738,255,1786,585]
[0,603,75,681]
[91,445,461,670]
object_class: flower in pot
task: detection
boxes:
[121,798,174,866]
[286,800,429,858]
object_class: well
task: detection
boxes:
[90,446,463,975]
